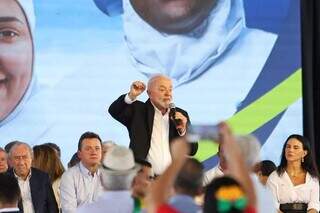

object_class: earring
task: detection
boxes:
[301,157,304,163]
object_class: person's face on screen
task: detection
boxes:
[147,76,173,112]
[130,0,216,34]
[78,138,102,168]
[0,0,33,121]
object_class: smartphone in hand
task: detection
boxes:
[187,124,219,143]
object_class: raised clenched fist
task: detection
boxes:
[128,81,146,100]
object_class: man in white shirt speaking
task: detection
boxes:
[109,75,198,175]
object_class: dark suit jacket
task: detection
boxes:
[108,94,198,160]
[7,168,58,213]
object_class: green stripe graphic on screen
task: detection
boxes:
[195,69,302,162]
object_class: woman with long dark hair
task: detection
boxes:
[267,134,319,213]
[33,144,65,211]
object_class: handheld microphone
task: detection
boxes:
[169,103,183,134]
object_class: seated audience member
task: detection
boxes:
[76,146,140,213]
[135,158,153,179]
[4,141,18,168]
[100,140,116,165]
[147,122,257,213]
[33,144,65,210]
[236,135,276,213]
[67,153,80,168]
[43,142,62,158]
[203,145,227,185]
[132,158,154,204]
[0,148,8,173]
[60,132,104,213]
[266,134,319,213]
[204,176,254,213]
[0,173,20,213]
[169,158,204,213]
[253,160,276,186]
[4,141,18,154]
[102,140,116,157]
[205,134,276,213]
[7,142,58,213]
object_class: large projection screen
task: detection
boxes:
[0,0,302,166]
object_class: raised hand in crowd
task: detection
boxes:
[217,122,257,209]
[147,137,190,213]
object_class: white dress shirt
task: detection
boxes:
[203,165,224,186]
[76,191,134,213]
[147,105,172,175]
[267,170,320,211]
[125,94,172,175]
[15,170,35,213]
[60,162,104,213]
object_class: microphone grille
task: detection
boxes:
[169,103,176,109]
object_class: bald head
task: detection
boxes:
[147,74,172,91]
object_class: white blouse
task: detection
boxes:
[266,170,319,211]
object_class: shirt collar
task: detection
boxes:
[13,168,32,181]
[79,162,100,177]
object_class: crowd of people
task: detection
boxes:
[0,75,319,213]
[0,0,309,212]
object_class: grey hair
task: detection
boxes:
[100,172,136,191]
[147,74,171,90]
[8,142,33,159]
[102,140,116,147]
[235,134,261,168]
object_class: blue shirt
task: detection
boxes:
[169,194,201,213]
[60,162,104,213]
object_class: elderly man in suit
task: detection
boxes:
[7,142,58,213]
[109,75,197,176]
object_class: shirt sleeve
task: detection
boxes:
[124,93,136,104]
[266,172,280,209]
[307,177,320,211]
[157,204,180,213]
[60,170,78,213]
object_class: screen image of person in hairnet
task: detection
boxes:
[0,0,302,167]
[0,0,56,144]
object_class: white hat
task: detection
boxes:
[15,0,35,36]
[102,145,140,175]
